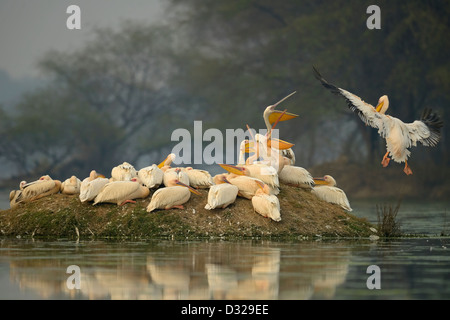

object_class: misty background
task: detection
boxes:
[0,0,449,200]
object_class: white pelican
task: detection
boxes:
[251,188,281,222]
[282,148,296,165]
[263,91,299,137]
[79,170,109,202]
[20,175,62,202]
[205,176,239,210]
[111,162,137,181]
[313,67,444,175]
[146,180,201,212]
[138,164,164,189]
[93,177,150,206]
[157,153,176,169]
[9,190,22,209]
[278,165,314,189]
[60,176,81,195]
[227,175,270,200]
[219,163,279,195]
[163,167,189,187]
[182,167,213,189]
[312,175,352,212]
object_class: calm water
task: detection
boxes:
[1,191,450,300]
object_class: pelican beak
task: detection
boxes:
[96,174,106,179]
[244,141,257,153]
[222,177,231,184]
[219,164,245,175]
[313,177,328,185]
[255,180,266,190]
[375,101,384,113]
[176,180,201,195]
[267,138,295,150]
[268,110,299,125]
[272,91,297,108]
[22,180,40,188]
[157,155,170,168]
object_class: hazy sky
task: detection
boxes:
[0,0,166,80]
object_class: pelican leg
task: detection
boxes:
[403,161,413,175]
[381,151,390,167]
[120,199,136,205]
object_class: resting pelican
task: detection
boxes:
[182,167,213,189]
[312,175,352,212]
[313,67,444,175]
[146,180,201,212]
[251,188,281,222]
[138,164,164,188]
[278,165,314,189]
[219,163,279,195]
[93,177,150,206]
[60,176,81,195]
[20,175,62,202]
[227,175,270,200]
[205,176,239,210]
[163,167,190,187]
[79,170,109,202]
[157,153,176,169]
[9,190,22,209]
[111,162,137,181]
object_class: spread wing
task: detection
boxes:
[406,108,443,147]
[313,66,386,131]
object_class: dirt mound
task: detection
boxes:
[0,183,375,240]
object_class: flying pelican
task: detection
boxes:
[312,175,352,212]
[182,167,213,189]
[93,177,150,206]
[278,165,314,189]
[251,185,281,222]
[313,66,444,175]
[163,167,190,187]
[138,164,164,189]
[79,170,109,202]
[60,176,81,195]
[205,175,239,210]
[146,180,201,212]
[20,175,62,202]
[111,161,137,181]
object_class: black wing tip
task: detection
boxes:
[421,107,444,129]
[312,65,340,93]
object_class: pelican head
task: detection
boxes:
[375,95,389,114]
[313,175,337,187]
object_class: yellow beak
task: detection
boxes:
[267,138,295,150]
[219,164,245,176]
[375,101,384,113]
[157,155,170,168]
[313,178,328,186]
[176,180,201,195]
[268,110,299,124]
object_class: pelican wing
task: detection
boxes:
[93,181,140,205]
[79,178,109,202]
[312,186,352,212]
[313,66,386,131]
[22,180,57,200]
[405,108,443,147]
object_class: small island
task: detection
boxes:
[0,183,375,240]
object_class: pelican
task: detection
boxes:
[79,170,109,202]
[205,176,239,210]
[157,153,176,169]
[282,148,296,165]
[93,177,150,206]
[20,175,62,202]
[219,163,279,195]
[263,91,299,137]
[9,190,22,209]
[163,167,189,187]
[312,175,352,212]
[111,161,137,181]
[278,165,314,189]
[253,133,291,174]
[251,188,281,222]
[138,164,164,189]
[313,67,444,175]
[60,176,81,195]
[146,180,201,212]
[182,167,213,189]
[226,175,270,200]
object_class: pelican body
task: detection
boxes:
[313,66,443,175]
[61,176,81,195]
[20,175,62,203]
[278,165,314,189]
[93,177,150,206]
[163,167,190,187]
[111,162,137,181]
[79,170,109,203]
[138,164,164,188]
[183,167,213,189]
[205,177,239,210]
[251,189,281,222]
[146,180,200,212]
[312,175,352,212]
[227,175,270,200]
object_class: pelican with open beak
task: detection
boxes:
[312,175,352,212]
[146,180,201,212]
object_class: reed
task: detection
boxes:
[376,200,402,237]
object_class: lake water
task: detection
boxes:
[1,191,449,300]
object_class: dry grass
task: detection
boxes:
[376,200,402,237]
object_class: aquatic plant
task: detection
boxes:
[376,200,402,237]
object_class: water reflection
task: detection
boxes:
[0,239,353,300]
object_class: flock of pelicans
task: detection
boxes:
[7,67,444,222]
